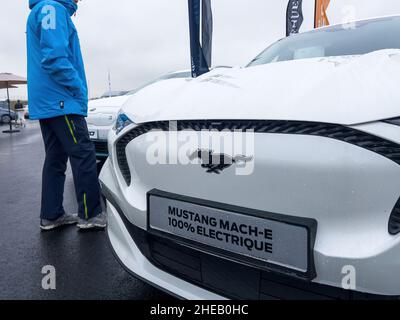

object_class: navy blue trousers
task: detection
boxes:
[39,115,102,220]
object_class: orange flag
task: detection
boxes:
[315,0,330,28]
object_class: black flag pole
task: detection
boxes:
[201,0,213,69]
[188,0,213,78]
[286,0,304,36]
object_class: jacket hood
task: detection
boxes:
[29,0,77,16]
[121,49,400,126]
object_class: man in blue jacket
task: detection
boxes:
[27,0,106,230]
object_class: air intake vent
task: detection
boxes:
[92,140,108,155]
[389,198,400,235]
[115,120,400,187]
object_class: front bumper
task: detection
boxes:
[103,182,397,300]
[100,158,399,300]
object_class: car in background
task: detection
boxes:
[0,106,17,123]
[87,70,191,161]
[87,95,132,160]
[101,90,130,99]
[100,16,400,299]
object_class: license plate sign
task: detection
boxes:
[88,129,98,139]
[148,190,316,278]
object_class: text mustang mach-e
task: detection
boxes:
[100,16,400,300]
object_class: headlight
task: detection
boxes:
[114,112,134,135]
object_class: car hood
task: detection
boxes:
[88,95,132,114]
[121,49,400,126]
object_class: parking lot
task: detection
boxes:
[0,121,171,300]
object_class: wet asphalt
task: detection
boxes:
[0,121,172,300]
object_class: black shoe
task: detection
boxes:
[40,213,78,231]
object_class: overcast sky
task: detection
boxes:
[1,0,400,100]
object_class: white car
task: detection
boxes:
[87,95,131,159]
[87,71,191,160]
[100,16,400,300]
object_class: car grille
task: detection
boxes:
[116,120,400,186]
[92,140,108,156]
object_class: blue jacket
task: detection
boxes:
[27,0,88,120]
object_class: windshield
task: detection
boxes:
[248,16,400,67]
